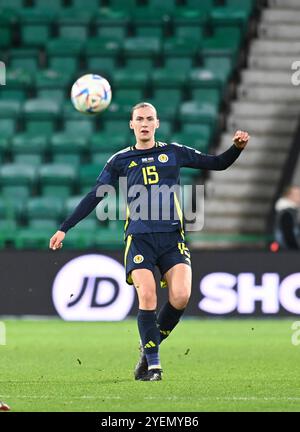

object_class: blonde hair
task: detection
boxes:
[131,102,157,119]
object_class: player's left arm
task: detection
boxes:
[177,130,250,171]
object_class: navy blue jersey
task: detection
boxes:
[59,141,242,236]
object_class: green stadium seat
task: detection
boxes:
[146,0,177,11]
[11,133,48,165]
[0,196,24,223]
[0,220,18,247]
[23,98,61,117]
[226,0,255,12]
[50,132,89,166]
[39,164,77,198]
[0,67,32,101]
[107,0,136,9]
[102,120,129,135]
[202,28,241,63]
[172,7,207,41]
[131,7,168,38]
[26,196,64,227]
[46,38,83,74]
[1,186,31,199]
[85,37,121,76]
[14,226,55,250]
[179,101,218,127]
[78,164,102,191]
[100,103,131,125]
[0,118,16,137]
[14,155,44,165]
[170,132,210,153]
[64,195,82,216]
[57,8,92,41]
[0,88,27,101]
[0,164,38,198]
[180,123,213,143]
[163,37,199,71]
[63,103,96,135]
[152,89,182,106]
[113,67,149,89]
[72,0,101,10]
[0,136,10,162]
[155,120,172,139]
[112,89,145,115]
[0,0,23,7]
[93,152,114,169]
[123,37,161,69]
[191,88,222,106]
[32,0,63,11]
[18,9,56,47]
[9,48,40,73]
[210,2,253,33]
[62,219,98,249]
[204,56,234,82]
[89,132,128,154]
[94,221,124,249]
[113,88,145,105]
[0,100,21,137]
[189,68,225,91]
[23,99,60,134]
[185,0,213,10]
[4,67,32,93]
[28,219,58,230]
[63,194,96,222]
[142,98,178,122]
[35,69,71,103]
[124,35,160,53]
[211,7,249,24]
[0,11,13,48]
[94,8,129,41]
[98,108,125,128]
[151,68,187,89]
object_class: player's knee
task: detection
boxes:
[171,287,191,309]
[136,285,157,309]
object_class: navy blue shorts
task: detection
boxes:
[124,231,191,288]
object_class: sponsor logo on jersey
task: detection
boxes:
[142,157,154,163]
[128,161,138,168]
[133,254,144,264]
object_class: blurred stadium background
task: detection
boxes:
[1,0,300,412]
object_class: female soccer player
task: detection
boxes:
[49,102,249,381]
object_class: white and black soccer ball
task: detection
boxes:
[71,73,112,114]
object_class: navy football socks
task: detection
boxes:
[157,301,185,343]
[137,309,161,370]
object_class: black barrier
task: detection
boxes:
[0,250,300,317]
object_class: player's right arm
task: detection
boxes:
[49,157,119,251]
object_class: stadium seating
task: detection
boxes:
[18,9,55,47]
[0,0,255,249]
[39,163,77,197]
[11,133,48,165]
[26,196,64,227]
[50,133,89,165]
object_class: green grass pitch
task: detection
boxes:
[0,319,299,412]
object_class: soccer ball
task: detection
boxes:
[71,74,112,114]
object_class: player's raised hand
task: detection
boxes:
[49,230,65,251]
[233,130,250,149]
